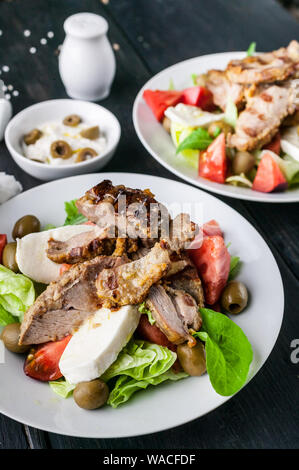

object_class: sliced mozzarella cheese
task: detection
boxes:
[281,126,299,163]
[16,224,94,284]
[165,103,224,128]
[59,305,140,384]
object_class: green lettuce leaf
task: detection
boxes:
[191,73,197,85]
[247,42,256,56]
[138,302,156,325]
[108,369,187,408]
[0,265,35,324]
[102,340,187,407]
[49,380,76,398]
[224,98,238,128]
[168,78,175,90]
[228,255,241,280]
[176,127,212,154]
[194,308,253,396]
[63,200,87,226]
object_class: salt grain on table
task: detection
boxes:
[40,38,47,45]
[2,66,9,72]
[29,47,37,54]
[5,93,10,100]
[0,30,3,37]
[47,31,54,38]
[7,85,13,91]
[12,90,19,97]
[24,29,31,37]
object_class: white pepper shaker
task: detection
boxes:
[59,13,116,101]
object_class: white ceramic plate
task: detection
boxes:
[133,52,299,203]
[0,173,284,438]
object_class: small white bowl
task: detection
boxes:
[5,99,121,180]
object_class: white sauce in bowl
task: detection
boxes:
[22,120,106,165]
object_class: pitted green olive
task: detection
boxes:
[1,323,30,354]
[12,215,40,240]
[2,242,18,272]
[221,280,248,314]
[63,114,81,127]
[177,341,206,376]
[73,379,109,410]
[80,126,100,140]
[50,140,72,159]
[24,129,42,145]
[232,151,256,175]
[75,147,97,163]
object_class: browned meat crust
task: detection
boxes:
[167,265,205,308]
[19,255,128,345]
[205,69,245,111]
[96,242,171,308]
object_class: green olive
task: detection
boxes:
[162,116,171,134]
[1,323,30,353]
[208,121,233,137]
[75,147,97,163]
[80,126,100,140]
[73,379,109,410]
[232,151,256,175]
[177,341,206,376]
[63,114,81,127]
[2,242,18,272]
[50,140,72,159]
[221,280,248,314]
[24,129,42,145]
[12,215,40,240]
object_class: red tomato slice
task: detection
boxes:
[137,315,176,352]
[202,219,223,237]
[24,335,72,381]
[0,234,7,264]
[188,235,230,305]
[252,152,287,193]
[264,132,281,155]
[143,89,183,121]
[182,86,215,111]
[198,133,227,183]
[59,263,72,275]
[84,221,96,226]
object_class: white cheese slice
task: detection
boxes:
[59,305,140,385]
[16,224,94,284]
[165,103,224,128]
[281,139,299,163]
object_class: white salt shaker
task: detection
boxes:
[59,13,116,101]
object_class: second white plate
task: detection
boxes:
[133,52,299,203]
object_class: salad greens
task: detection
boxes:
[247,42,256,57]
[270,152,299,187]
[224,98,238,128]
[138,302,156,325]
[191,73,197,85]
[176,127,213,154]
[63,200,87,226]
[168,78,175,90]
[102,340,187,408]
[49,379,75,398]
[228,255,241,281]
[194,308,253,396]
[0,265,35,325]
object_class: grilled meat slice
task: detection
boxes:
[165,286,202,331]
[167,265,205,307]
[146,285,192,344]
[204,69,245,111]
[47,227,116,264]
[161,213,197,252]
[76,179,169,240]
[96,242,171,308]
[19,255,127,345]
[229,83,299,151]
[227,41,299,85]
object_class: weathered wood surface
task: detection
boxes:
[0,0,298,449]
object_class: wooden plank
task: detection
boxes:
[0,415,28,449]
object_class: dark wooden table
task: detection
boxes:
[0,0,298,450]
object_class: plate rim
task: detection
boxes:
[0,172,285,438]
[133,51,299,203]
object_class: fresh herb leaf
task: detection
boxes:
[224,98,238,128]
[191,73,197,85]
[212,125,221,137]
[247,42,256,56]
[0,305,18,326]
[138,302,156,325]
[63,200,87,226]
[194,308,253,396]
[229,255,241,280]
[49,379,76,398]
[176,127,213,154]
[168,78,175,90]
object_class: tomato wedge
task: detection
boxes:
[24,335,72,381]
[143,89,183,121]
[264,132,281,155]
[188,235,230,305]
[0,234,7,263]
[137,315,175,351]
[252,151,287,193]
[202,219,223,238]
[182,86,215,111]
[198,133,227,183]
